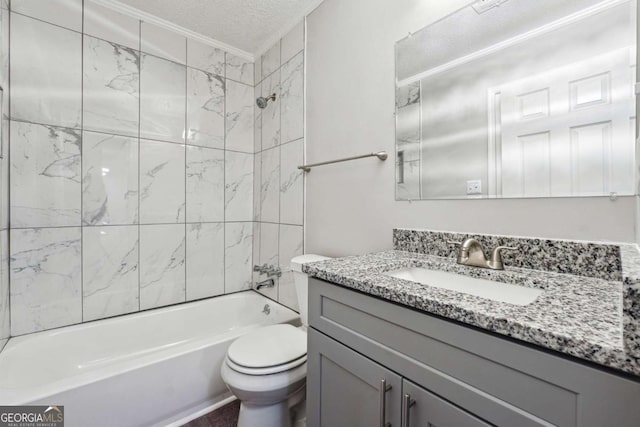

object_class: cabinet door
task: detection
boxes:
[402,379,492,427]
[307,328,402,427]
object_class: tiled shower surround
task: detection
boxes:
[2,0,306,336]
[252,23,306,311]
[0,1,9,350]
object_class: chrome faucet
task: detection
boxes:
[255,278,275,290]
[448,238,516,270]
[253,264,282,278]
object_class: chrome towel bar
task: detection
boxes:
[298,151,387,172]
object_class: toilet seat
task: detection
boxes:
[226,354,307,375]
[226,324,307,376]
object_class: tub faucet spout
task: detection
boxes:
[255,278,275,290]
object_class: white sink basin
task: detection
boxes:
[384,267,542,306]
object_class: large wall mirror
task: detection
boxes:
[395,0,637,200]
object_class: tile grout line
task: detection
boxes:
[8,107,259,155]
[137,19,142,313]
[9,9,82,35]
[277,37,282,303]
[260,59,269,298]
[223,50,227,295]
[184,36,188,303]
[258,136,303,154]
[5,2,11,338]
[80,0,85,323]
[248,48,255,296]
[257,46,304,87]
[7,219,303,229]
[301,21,306,263]
[256,53,263,298]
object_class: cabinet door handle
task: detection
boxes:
[401,393,416,427]
[379,379,393,427]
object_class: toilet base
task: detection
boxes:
[238,400,290,427]
[291,398,307,427]
[237,386,305,427]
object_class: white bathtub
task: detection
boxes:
[0,291,299,427]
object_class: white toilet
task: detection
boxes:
[221,254,330,427]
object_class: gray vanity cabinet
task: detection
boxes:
[308,327,490,427]
[307,328,402,427]
[307,278,640,427]
[402,379,491,427]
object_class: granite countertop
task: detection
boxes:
[303,250,640,376]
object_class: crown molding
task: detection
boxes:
[88,0,255,61]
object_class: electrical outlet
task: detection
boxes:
[467,180,482,195]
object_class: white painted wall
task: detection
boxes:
[636,197,640,245]
[305,0,637,257]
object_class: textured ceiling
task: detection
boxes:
[116,0,319,55]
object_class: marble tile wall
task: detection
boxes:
[253,21,306,311]
[7,1,257,335]
[0,1,9,350]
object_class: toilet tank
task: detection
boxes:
[291,254,331,326]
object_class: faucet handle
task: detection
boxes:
[447,241,461,255]
[489,246,517,270]
[265,266,282,278]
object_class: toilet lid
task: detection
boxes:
[227,324,307,369]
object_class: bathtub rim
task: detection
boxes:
[0,291,300,405]
[7,289,281,340]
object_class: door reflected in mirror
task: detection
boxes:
[395,0,637,200]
